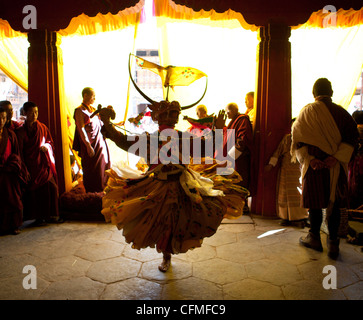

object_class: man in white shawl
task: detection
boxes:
[291,78,358,259]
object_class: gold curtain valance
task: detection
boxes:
[0,19,26,38]
[58,0,145,36]
[154,0,258,31]
[294,7,363,29]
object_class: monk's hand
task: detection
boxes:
[98,106,116,125]
[310,158,325,170]
[40,146,48,153]
[323,156,338,169]
[215,110,226,129]
[264,164,273,172]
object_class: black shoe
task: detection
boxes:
[12,229,21,235]
[299,232,323,252]
[327,238,340,260]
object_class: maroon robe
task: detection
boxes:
[73,105,111,192]
[0,128,28,233]
[16,120,59,220]
[348,125,363,209]
[6,119,22,131]
[218,114,254,190]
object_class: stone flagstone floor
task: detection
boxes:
[0,215,362,300]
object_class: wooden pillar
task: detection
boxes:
[27,29,71,195]
[251,23,292,217]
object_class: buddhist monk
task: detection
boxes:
[16,101,59,224]
[0,100,22,131]
[0,105,28,234]
[73,87,111,192]
[214,103,254,213]
[215,103,253,189]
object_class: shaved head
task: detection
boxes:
[225,103,239,119]
[196,104,207,119]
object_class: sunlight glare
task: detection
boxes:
[257,228,285,239]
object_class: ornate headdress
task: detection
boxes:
[128,54,208,128]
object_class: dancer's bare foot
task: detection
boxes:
[158,253,171,272]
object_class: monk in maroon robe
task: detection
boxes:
[0,100,22,131]
[184,104,213,137]
[215,103,254,190]
[0,106,28,235]
[73,87,110,193]
[16,102,59,223]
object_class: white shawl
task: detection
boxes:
[291,99,354,204]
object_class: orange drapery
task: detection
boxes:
[58,1,144,36]
[154,0,258,31]
[151,0,259,132]
[57,0,144,119]
[293,7,363,29]
[0,19,28,91]
[57,1,144,170]
[1,2,362,173]
[1,4,362,98]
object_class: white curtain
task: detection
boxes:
[60,26,139,164]
[155,17,259,131]
[291,24,363,117]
